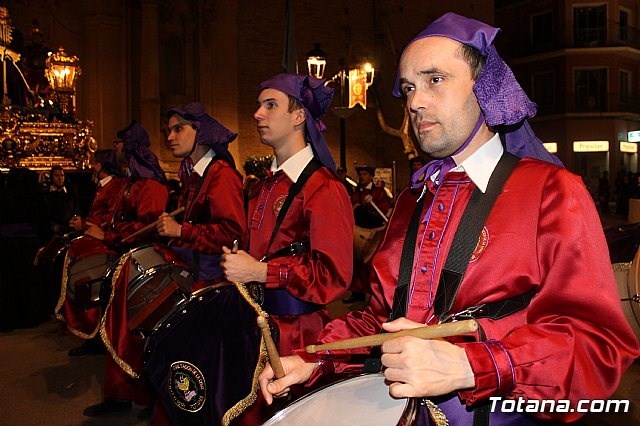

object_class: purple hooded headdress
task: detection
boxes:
[259,73,337,171]
[393,12,562,176]
[167,102,238,170]
[116,121,166,182]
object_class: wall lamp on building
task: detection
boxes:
[306,43,374,168]
[45,46,81,120]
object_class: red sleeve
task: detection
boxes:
[455,167,640,421]
[104,179,169,246]
[264,175,354,305]
[179,161,246,253]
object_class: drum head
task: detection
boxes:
[262,374,406,426]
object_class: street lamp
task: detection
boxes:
[45,46,81,120]
[307,44,374,169]
[306,43,327,80]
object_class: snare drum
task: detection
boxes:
[263,374,409,426]
[65,235,118,309]
[353,225,386,263]
[122,244,194,334]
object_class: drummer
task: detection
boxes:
[157,102,246,289]
[344,164,393,304]
[56,149,129,355]
[83,122,169,418]
[258,12,640,425]
[146,103,246,424]
[221,72,354,424]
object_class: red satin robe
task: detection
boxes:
[99,178,168,404]
[56,176,130,337]
[102,160,246,404]
[304,158,640,422]
[248,167,354,356]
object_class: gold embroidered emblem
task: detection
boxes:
[470,227,489,262]
[272,194,287,215]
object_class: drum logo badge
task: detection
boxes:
[169,361,206,412]
[273,195,287,215]
[470,227,489,262]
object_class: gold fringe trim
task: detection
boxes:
[53,251,101,340]
[99,251,140,379]
[221,282,269,426]
[423,399,449,426]
[613,262,632,272]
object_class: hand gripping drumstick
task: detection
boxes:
[257,315,285,379]
[121,206,185,243]
[305,319,478,353]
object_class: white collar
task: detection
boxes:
[50,186,67,193]
[193,149,216,177]
[453,133,503,193]
[270,145,314,183]
[99,175,113,187]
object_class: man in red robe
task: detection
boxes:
[82,122,169,417]
[258,13,640,425]
[145,103,247,424]
[221,73,354,424]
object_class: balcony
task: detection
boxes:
[535,93,640,117]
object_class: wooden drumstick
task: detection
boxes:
[305,319,478,353]
[369,200,389,223]
[121,207,185,243]
[257,315,285,379]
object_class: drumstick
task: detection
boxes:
[369,200,389,223]
[257,315,285,379]
[121,207,185,243]
[305,319,478,353]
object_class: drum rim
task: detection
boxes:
[262,373,407,425]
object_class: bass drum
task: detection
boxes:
[614,247,640,342]
[262,374,410,426]
[143,284,264,426]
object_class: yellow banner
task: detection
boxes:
[348,69,367,109]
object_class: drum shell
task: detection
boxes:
[66,236,118,309]
[143,285,262,426]
[353,225,386,263]
[123,245,194,334]
[614,247,640,342]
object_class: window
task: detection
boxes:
[573,5,607,47]
[574,68,608,112]
[620,9,629,41]
[620,70,630,104]
[531,11,553,46]
[532,71,555,107]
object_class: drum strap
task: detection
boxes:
[263,159,322,258]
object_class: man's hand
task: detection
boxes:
[83,222,104,240]
[220,247,267,283]
[157,212,182,238]
[380,317,475,398]
[258,355,317,405]
[69,215,83,231]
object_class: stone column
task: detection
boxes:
[80,9,126,148]
[139,0,166,166]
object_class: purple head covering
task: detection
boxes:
[116,121,166,182]
[393,12,562,168]
[167,102,238,168]
[259,73,336,171]
[93,149,120,177]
